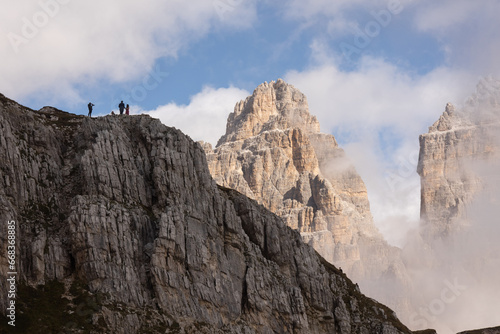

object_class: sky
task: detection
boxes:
[2,0,500,247]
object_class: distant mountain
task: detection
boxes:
[418,77,500,240]
[405,77,500,332]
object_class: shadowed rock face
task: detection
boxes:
[203,79,411,317]
[0,93,414,333]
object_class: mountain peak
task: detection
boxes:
[217,79,320,147]
[427,77,500,134]
[204,81,407,309]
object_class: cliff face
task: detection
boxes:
[203,78,500,333]
[407,78,500,333]
[0,93,414,333]
[203,80,409,312]
[417,77,500,240]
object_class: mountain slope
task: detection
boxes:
[0,93,415,333]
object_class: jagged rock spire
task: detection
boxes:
[217,79,320,146]
[204,80,408,316]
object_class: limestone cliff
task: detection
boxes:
[417,77,500,240]
[203,79,411,317]
[405,77,500,333]
[0,93,415,333]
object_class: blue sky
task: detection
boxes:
[2,0,500,245]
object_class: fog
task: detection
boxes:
[384,80,500,333]
[402,164,500,333]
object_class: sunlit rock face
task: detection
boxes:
[203,79,407,291]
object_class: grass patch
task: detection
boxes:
[37,108,83,129]
[0,280,107,334]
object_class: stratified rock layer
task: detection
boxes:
[203,79,410,314]
[0,93,414,333]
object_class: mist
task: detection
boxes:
[403,158,500,333]
[357,78,500,333]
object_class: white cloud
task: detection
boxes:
[286,57,474,133]
[283,0,500,76]
[285,56,475,245]
[283,0,409,38]
[0,0,257,103]
[412,0,500,75]
[413,0,493,33]
[140,85,249,146]
[283,0,384,21]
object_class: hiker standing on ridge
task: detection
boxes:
[118,101,125,115]
[126,104,130,115]
[88,102,94,117]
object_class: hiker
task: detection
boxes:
[118,101,125,115]
[126,104,130,115]
[88,102,94,117]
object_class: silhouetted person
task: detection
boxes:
[126,104,130,115]
[119,101,125,115]
[88,102,94,117]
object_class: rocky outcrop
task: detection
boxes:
[0,93,415,333]
[417,77,500,240]
[203,79,412,321]
[405,77,500,333]
[205,80,392,275]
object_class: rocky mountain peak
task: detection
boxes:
[217,79,320,146]
[428,102,467,132]
[410,78,500,333]
[428,78,500,135]
[419,77,500,239]
[204,80,410,320]
[445,102,456,114]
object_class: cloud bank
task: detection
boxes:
[0,0,257,103]
[140,85,249,146]
[284,56,474,245]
